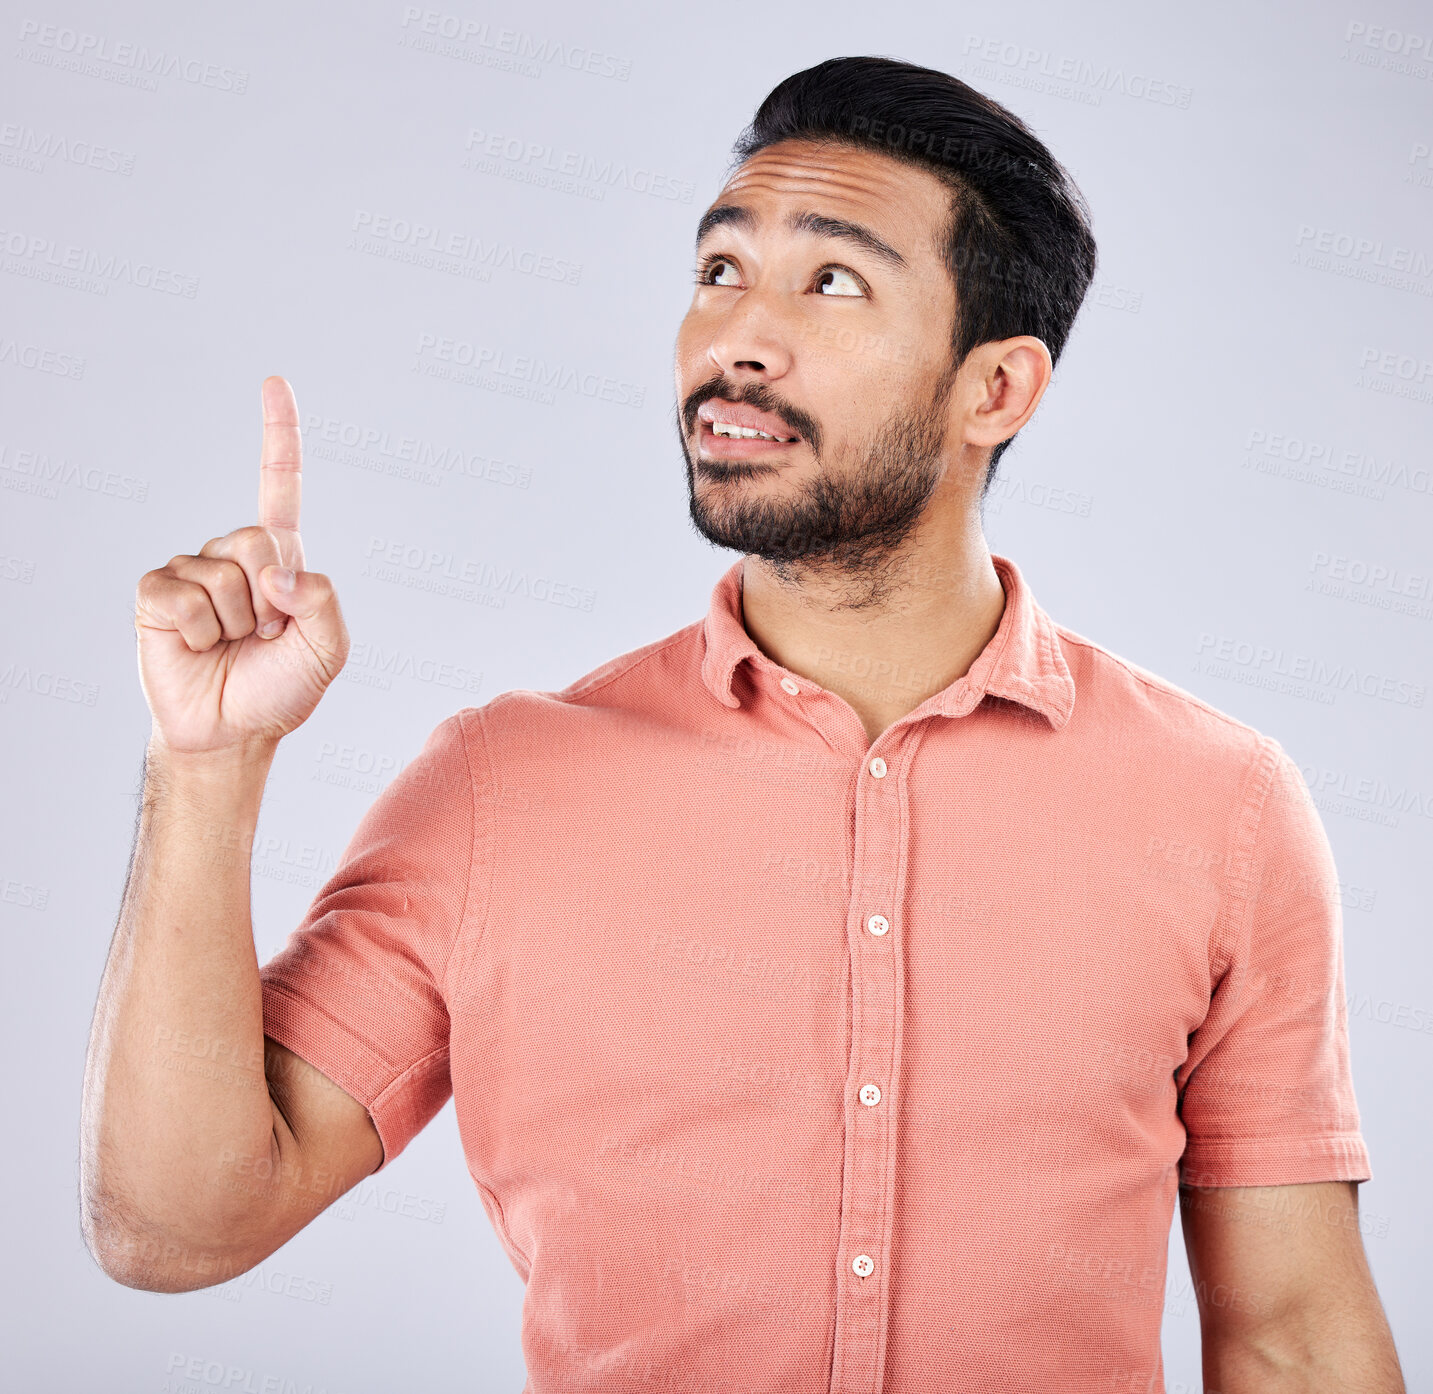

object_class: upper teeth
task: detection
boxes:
[713,422,785,440]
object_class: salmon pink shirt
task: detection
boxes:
[260,552,1371,1394]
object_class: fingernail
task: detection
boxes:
[270,566,295,592]
[259,620,284,638]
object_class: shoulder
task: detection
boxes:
[468,617,708,747]
[1050,620,1285,793]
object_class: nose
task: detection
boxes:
[707,289,793,381]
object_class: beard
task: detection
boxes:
[678,365,957,605]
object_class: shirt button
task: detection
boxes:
[859,1083,882,1106]
[868,756,887,778]
[780,677,800,695]
[867,913,890,936]
[852,1254,874,1278]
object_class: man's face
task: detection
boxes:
[674,137,963,580]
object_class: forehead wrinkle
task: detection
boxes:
[705,149,948,262]
[723,145,922,197]
[725,166,910,205]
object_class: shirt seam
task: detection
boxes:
[1054,626,1264,736]
[1181,1128,1368,1149]
[473,1173,531,1275]
[371,1042,453,1110]
[1204,734,1278,985]
[1180,1131,1371,1181]
[440,706,490,1003]
[551,625,701,706]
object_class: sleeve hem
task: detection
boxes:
[1179,1131,1372,1187]
[261,980,442,1173]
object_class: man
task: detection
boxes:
[83,56,1403,1394]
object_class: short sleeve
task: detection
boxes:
[260,710,478,1171]
[1177,738,1372,1188]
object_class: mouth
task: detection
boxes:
[696,400,804,458]
[697,419,804,458]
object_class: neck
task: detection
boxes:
[738,507,1005,746]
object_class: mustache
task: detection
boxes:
[682,376,821,453]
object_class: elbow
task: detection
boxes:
[81,1213,167,1292]
[80,1195,254,1294]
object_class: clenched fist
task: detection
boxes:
[134,376,350,759]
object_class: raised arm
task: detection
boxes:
[80,377,370,1291]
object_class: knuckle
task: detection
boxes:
[175,587,213,623]
[210,560,251,593]
[140,567,177,599]
[233,526,280,562]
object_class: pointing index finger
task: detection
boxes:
[259,375,302,537]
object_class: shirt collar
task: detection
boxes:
[700,551,1075,730]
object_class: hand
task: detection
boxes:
[134,376,350,759]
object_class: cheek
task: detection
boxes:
[674,319,721,398]
[799,315,902,392]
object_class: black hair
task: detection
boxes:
[728,55,1098,496]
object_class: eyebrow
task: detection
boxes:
[694,203,909,273]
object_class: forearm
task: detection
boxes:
[1202,1304,1406,1393]
[80,737,282,1283]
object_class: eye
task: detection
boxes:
[815,266,865,297]
[695,253,741,287]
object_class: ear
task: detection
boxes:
[958,335,1053,449]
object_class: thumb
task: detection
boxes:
[259,565,347,666]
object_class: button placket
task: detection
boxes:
[829,737,906,1393]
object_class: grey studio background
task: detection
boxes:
[2,0,1429,1389]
